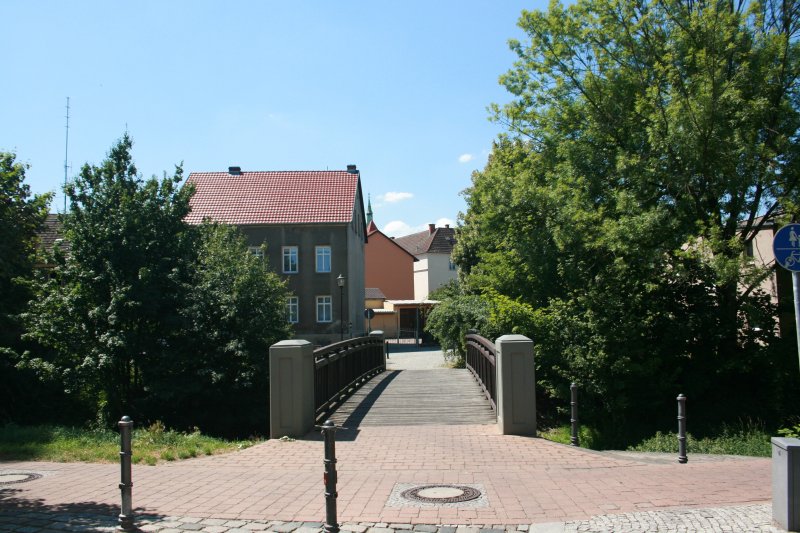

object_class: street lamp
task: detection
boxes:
[337,274,346,341]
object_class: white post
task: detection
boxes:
[269,340,315,439]
[495,334,536,436]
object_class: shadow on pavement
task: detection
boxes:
[0,488,164,532]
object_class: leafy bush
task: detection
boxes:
[424,294,489,365]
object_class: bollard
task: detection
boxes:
[320,420,340,533]
[118,416,135,531]
[677,394,688,464]
[570,383,579,447]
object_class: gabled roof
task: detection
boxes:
[367,221,418,261]
[365,287,387,299]
[38,214,71,255]
[186,170,361,226]
[394,225,456,256]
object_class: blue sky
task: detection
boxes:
[2,1,544,237]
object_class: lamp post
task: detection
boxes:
[337,274,345,341]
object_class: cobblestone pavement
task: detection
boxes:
[0,503,786,532]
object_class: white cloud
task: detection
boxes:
[383,220,414,237]
[458,153,474,163]
[381,191,414,203]
[382,219,455,238]
[435,217,455,228]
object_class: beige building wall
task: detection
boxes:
[413,253,457,300]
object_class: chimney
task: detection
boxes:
[445,224,450,228]
[228,166,242,175]
[346,164,358,174]
[428,223,435,234]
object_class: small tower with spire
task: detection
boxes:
[366,194,373,225]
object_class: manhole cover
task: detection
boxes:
[0,472,42,485]
[400,484,481,504]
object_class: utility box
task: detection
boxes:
[772,437,800,531]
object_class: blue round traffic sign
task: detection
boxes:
[773,223,800,271]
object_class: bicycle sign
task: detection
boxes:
[773,223,800,272]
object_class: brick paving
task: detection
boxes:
[0,423,781,531]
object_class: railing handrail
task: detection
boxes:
[465,333,497,412]
[314,335,385,422]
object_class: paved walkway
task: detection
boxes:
[0,347,786,532]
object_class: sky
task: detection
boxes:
[2,1,545,237]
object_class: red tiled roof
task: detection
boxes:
[185,171,360,225]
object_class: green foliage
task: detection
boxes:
[629,423,772,457]
[778,423,800,439]
[0,153,54,424]
[454,0,800,445]
[539,424,601,450]
[0,422,255,464]
[424,294,489,365]
[21,135,290,436]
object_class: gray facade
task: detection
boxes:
[240,214,366,346]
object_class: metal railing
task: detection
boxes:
[465,333,497,412]
[314,336,385,422]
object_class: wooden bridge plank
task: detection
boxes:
[328,369,496,427]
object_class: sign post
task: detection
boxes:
[773,223,800,374]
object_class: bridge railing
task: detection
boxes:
[465,333,497,412]
[314,335,385,422]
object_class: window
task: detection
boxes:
[316,295,332,323]
[316,246,331,273]
[448,260,457,271]
[248,246,264,259]
[286,297,299,324]
[282,246,298,273]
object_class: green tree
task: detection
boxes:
[455,0,799,443]
[142,223,291,435]
[0,153,51,421]
[24,135,194,425]
[23,136,291,435]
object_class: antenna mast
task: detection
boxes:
[64,97,70,213]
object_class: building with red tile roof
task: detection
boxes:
[186,166,367,345]
[395,223,458,300]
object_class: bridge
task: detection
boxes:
[268,333,535,438]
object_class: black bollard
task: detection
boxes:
[570,383,579,447]
[118,416,135,531]
[320,420,340,533]
[677,394,688,464]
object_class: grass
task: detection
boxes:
[627,422,772,457]
[0,421,259,465]
[539,424,602,449]
[540,420,773,457]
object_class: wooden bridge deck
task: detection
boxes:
[328,369,496,427]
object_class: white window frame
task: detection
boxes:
[316,245,331,273]
[282,246,298,274]
[316,295,332,323]
[286,296,299,324]
[248,246,264,259]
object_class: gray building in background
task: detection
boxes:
[186,165,367,345]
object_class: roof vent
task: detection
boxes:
[346,164,358,174]
[228,166,242,175]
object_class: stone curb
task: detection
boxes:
[0,504,787,533]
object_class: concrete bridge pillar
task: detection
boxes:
[269,340,315,439]
[495,334,536,436]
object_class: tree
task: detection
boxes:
[24,135,194,425]
[142,223,291,435]
[23,136,291,435]
[0,152,51,422]
[455,0,800,443]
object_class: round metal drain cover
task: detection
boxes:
[0,472,42,485]
[401,484,481,504]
